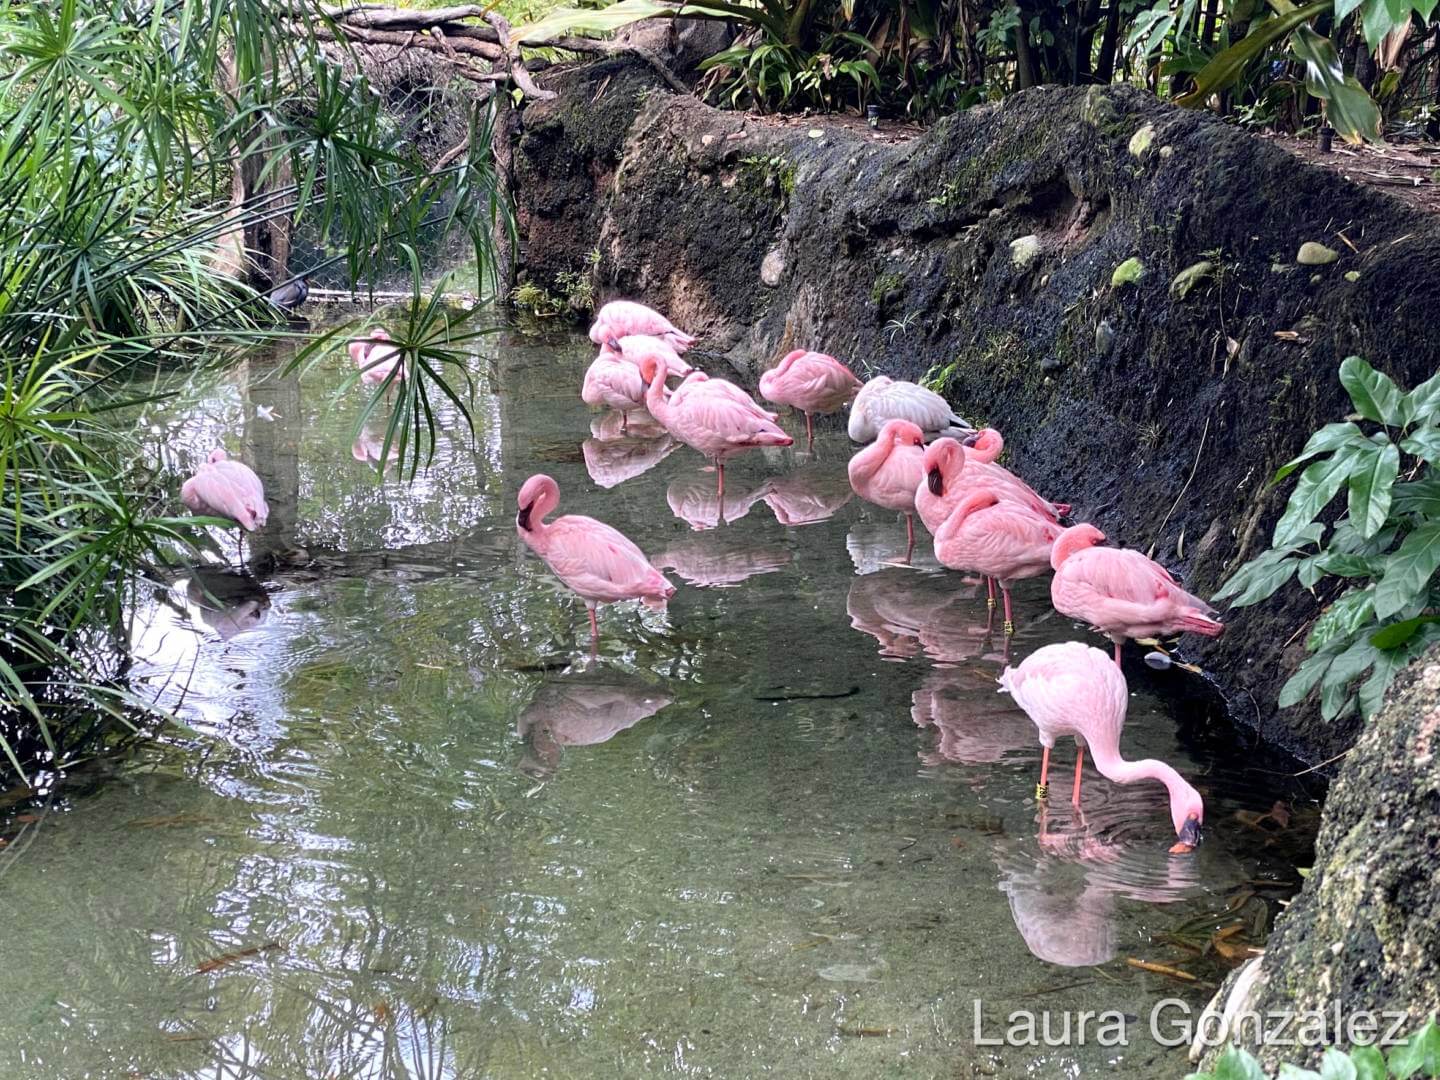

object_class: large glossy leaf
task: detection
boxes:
[1317,1048,1358,1080]
[1360,0,1413,50]
[1393,474,1440,517]
[514,0,695,44]
[1339,355,1405,426]
[1292,25,1382,142]
[1348,1045,1387,1080]
[1401,368,1440,426]
[1321,636,1378,720]
[1373,519,1440,619]
[1273,450,1359,548]
[1369,614,1440,649]
[1347,439,1400,537]
[1279,647,1338,707]
[1273,421,1365,483]
[1176,1,1329,107]
[1213,549,1299,605]
[1206,1046,1270,1080]
[1307,586,1376,649]
[1400,428,1440,464]
[1389,1018,1440,1080]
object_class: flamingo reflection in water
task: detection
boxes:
[911,666,1037,766]
[583,432,680,490]
[666,472,773,531]
[184,569,271,640]
[517,673,672,778]
[654,532,793,588]
[351,423,403,469]
[846,570,985,663]
[762,464,853,527]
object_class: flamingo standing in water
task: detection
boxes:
[1050,524,1224,666]
[515,474,675,650]
[916,437,1067,533]
[581,351,649,431]
[590,301,696,353]
[931,489,1063,638]
[848,376,974,443]
[999,641,1204,854]
[847,419,925,563]
[347,327,390,367]
[759,350,862,447]
[350,329,405,389]
[181,449,269,562]
[639,356,791,499]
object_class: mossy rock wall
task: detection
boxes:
[515,61,1440,767]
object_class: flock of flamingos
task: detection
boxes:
[181,299,1223,855]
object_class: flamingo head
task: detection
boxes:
[923,438,965,495]
[207,448,229,464]
[962,428,1004,461]
[1168,787,1205,854]
[1050,523,1105,570]
[637,355,665,386]
[879,419,925,450]
[370,328,391,342]
[516,474,559,532]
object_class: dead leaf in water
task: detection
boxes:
[196,940,280,974]
[1125,958,1198,983]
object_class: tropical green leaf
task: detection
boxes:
[1273,421,1366,484]
[1349,1044,1387,1080]
[1339,355,1406,425]
[1373,520,1440,620]
[1206,1045,1270,1080]
[1369,614,1440,649]
[1176,1,1330,108]
[1213,549,1300,605]
[1393,475,1440,517]
[1400,428,1440,464]
[1273,450,1360,548]
[1292,26,1382,143]
[1401,368,1440,426]
[513,0,689,44]
[1347,439,1400,538]
[1320,637,1377,720]
[1317,1048,1357,1080]
[1278,1064,1322,1080]
[1307,587,1376,650]
[1279,648,1338,708]
[1389,1017,1440,1080]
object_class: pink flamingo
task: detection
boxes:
[848,376,973,443]
[1050,524,1224,665]
[516,474,675,650]
[590,301,696,353]
[847,418,925,563]
[916,438,1067,533]
[931,489,1063,638]
[181,449,269,562]
[639,356,792,499]
[999,641,1204,853]
[347,327,390,367]
[581,352,649,430]
[351,329,405,389]
[759,350,862,446]
[603,334,693,380]
[959,429,1070,518]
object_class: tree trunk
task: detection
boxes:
[1094,1,1123,84]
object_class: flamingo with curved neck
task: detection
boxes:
[589,301,696,353]
[846,418,925,563]
[1050,523,1224,666]
[640,356,791,499]
[515,474,675,651]
[932,488,1062,638]
[931,430,1071,521]
[759,349,862,447]
[999,641,1204,853]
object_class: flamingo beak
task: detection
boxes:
[962,432,981,448]
[927,467,943,496]
[607,338,621,353]
[1168,814,1202,854]
[517,503,533,531]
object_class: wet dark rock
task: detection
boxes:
[513,62,1440,767]
[1196,646,1440,1072]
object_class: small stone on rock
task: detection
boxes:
[1297,241,1339,266]
[1169,260,1215,300]
[1128,123,1155,157]
[760,247,786,287]
[1095,319,1116,356]
[1010,234,1041,269]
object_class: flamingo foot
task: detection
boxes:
[1071,746,1085,807]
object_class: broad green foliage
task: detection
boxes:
[1187,1019,1440,1079]
[0,0,506,779]
[1215,358,1440,722]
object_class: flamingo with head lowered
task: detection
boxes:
[639,355,791,500]
[847,418,925,564]
[999,641,1205,854]
[590,301,696,354]
[931,488,1063,640]
[1050,524,1224,666]
[759,349,862,447]
[516,474,675,651]
[181,449,269,563]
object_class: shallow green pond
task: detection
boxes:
[0,322,1317,1078]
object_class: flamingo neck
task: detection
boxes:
[933,490,995,543]
[643,366,671,421]
[970,429,1004,464]
[1051,529,1098,570]
[849,435,897,483]
[1086,745,1192,821]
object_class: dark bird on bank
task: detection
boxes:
[267,275,310,312]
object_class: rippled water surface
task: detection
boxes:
[0,322,1318,1079]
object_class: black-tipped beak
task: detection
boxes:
[606,338,621,353]
[962,432,981,448]
[1169,814,1202,854]
[927,467,943,496]
[517,502,533,531]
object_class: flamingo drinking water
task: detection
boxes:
[759,350,862,446]
[999,641,1205,854]
[181,449,269,562]
[1050,524,1224,665]
[639,356,792,500]
[847,419,925,563]
[515,474,675,650]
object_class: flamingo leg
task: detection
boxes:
[588,606,600,655]
[805,411,815,448]
[1002,584,1015,638]
[1036,746,1050,801]
[1071,745,1085,806]
[237,528,245,567]
[986,576,997,610]
[903,513,915,565]
[621,411,629,434]
[715,459,726,501]
[1113,640,1124,666]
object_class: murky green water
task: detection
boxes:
[0,322,1317,1078]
